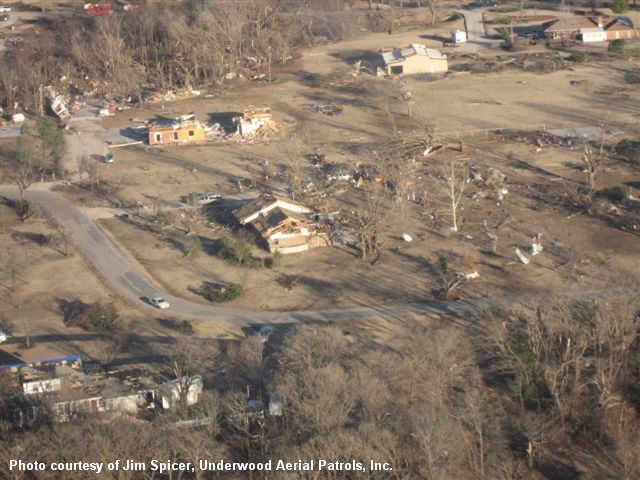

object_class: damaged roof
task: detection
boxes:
[251,207,310,236]
[382,44,446,66]
[233,194,311,225]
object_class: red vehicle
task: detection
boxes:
[84,2,113,16]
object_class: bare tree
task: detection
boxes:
[10,133,37,202]
[168,336,218,414]
[427,0,438,25]
[343,191,390,261]
[581,140,604,192]
[436,157,469,232]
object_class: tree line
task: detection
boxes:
[0,0,377,114]
[1,294,638,479]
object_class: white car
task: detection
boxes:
[0,331,7,343]
[148,296,170,309]
[197,192,221,205]
[0,5,11,13]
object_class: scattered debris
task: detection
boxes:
[530,233,543,256]
[46,88,70,121]
[488,167,507,183]
[98,104,116,117]
[233,106,278,140]
[313,103,343,116]
[465,271,480,280]
[515,248,530,264]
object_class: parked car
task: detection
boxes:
[148,296,170,309]
[197,192,221,204]
[104,152,114,163]
[0,331,7,343]
[0,5,12,13]
[0,13,10,21]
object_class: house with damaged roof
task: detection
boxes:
[233,195,330,254]
[381,44,448,76]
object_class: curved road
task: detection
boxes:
[1,184,485,326]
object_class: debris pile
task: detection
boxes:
[147,88,202,103]
[232,107,278,141]
[46,88,71,121]
[313,103,343,116]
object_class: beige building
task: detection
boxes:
[382,44,448,76]
[233,195,330,254]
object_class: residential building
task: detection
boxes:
[233,195,330,254]
[381,44,448,76]
[148,114,207,145]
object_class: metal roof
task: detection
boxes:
[382,44,446,66]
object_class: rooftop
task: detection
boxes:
[382,44,446,65]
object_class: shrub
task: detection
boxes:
[272,250,284,268]
[84,303,119,332]
[179,320,194,335]
[608,39,626,55]
[595,186,626,203]
[151,211,170,225]
[213,236,262,267]
[14,199,33,222]
[567,52,588,63]
[62,300,119,332]
[615,139,631,155]
[202,283,244,303]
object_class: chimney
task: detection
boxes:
[596,16,604,28]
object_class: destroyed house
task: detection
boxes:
[148,114,207,145]
[7,369,201,427]
[382,44,448,76]
[233,195,329,254]
[233,107,277,137]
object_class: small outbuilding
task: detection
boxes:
[382,44,448,76]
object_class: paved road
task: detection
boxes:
[0,184,486,326]
[455,8,504,51]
